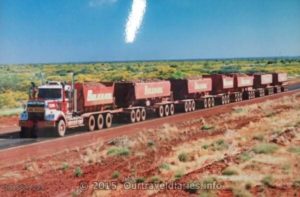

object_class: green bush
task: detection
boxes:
[178,152,189,162]
[252,143,278,154]
[107,147,130,156]
[222,167,239,176]
[112,171,120,179]
[74,167,83,177]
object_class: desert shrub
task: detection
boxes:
[252,143,278,154]
[112,171,120,179]
[159,162,170,170]
[107,147,130,156]
[178,152,189,162]
[261,175,273,187]
[150,176,162,183]
[238,152,252,162]
[222,167,239,176]
[174,170,184,180]
[135,177,145,183]
[74,167,83,177]
[61,162,69,171]
[211,139,229,151]
[202,125,214,131]
[288,146,300,155]
[147,140,155,147]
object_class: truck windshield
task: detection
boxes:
[38,88,62,99]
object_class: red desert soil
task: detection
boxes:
[0,93,300,197]
[0,116,18,130]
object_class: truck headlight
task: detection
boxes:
[20,112,28,120]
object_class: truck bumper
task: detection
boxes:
[19,120,56,128]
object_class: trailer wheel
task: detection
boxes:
[169,104,175,115]
[191,100,196,111]
[204,98,208,108]
[56,119,66,137]
[184,101,189,112]
[20,127,31,138]
[96,114,104,130]
[130,110,136,123]
[105,113,112,128]
[141,108,147,121]
[87,115,96,131]
[211,98,215,107]
[164,105,170,116]
[135,109,141,122]
[158,105,164,117]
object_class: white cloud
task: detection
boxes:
[89,0,117,7]
[125,0,147,43]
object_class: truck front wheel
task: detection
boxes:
[56,119,66,137]
[20,127,31,138]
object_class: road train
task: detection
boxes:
[19,73,288,138]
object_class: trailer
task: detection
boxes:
[229,74,255,100]
[272,73,288,93]
[253,73,273,97]
[204,74,234,105]
[114,81,174,121]
[170,78,214,110]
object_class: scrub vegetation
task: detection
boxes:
[0,58,299,111]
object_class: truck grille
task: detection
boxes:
[28,112,44,121]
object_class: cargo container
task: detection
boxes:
[253,74,274,96]
[203,74,234,105]
[229,74,255,100]
[272,73,288,93]
[114,81,174,121]
[170,78,214,110]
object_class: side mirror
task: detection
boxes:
[22,103,26,110]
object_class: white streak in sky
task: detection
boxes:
[125,0,147,43]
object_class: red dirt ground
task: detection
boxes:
[1,92,300,197]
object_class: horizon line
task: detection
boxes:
[1,55,300,66]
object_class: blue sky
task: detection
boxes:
[0,0,300,64]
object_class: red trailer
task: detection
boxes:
[253,74,274,96]
[204,74,234,105]
[229,74,255,100]
[114,81,174,122]
[170,78,214,110]
[272,73,288,93]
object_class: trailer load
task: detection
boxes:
[75,82,115,113]
[170,78,214,110]
[253,74,274,96]
[272,73,288,92]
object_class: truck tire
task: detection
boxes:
[105,113,112,128]
[169,104,175,115]
[20,127,31,138]
[211,98,215,107]
[130,110,136,123]
[164,105,169,116]
[56,119,66,137]
[141,108,146,121]
[96,114,104,130]
[204,98,208,108]
[87,115,96,131]
[158,106,164,117]
[135,109,141,122]
[184,101,189,112]
[191,100,196,111]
